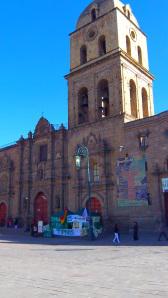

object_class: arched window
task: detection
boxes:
[97,79,109,119]
[91,160,100,183]
[127,10,131,19]
[78,87,89,124]
[130,80,137,118]
[138,46,142,65]
[142,88,149,117]
[126,36,131,56]
[91,8,96,22]
[80,45,87,64]
[98,35,106,56]
[93,162,100,182]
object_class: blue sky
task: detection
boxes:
[0,0,167,146]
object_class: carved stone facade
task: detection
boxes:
[0,0,167,230]
[0,118,68,226]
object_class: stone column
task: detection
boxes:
[50,130,55,215]
[18,136,25,215]
[28,131,33,216]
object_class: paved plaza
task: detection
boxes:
[0,230,168,298]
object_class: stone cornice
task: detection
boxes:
[65,48,154,81]
[124,111,168,129]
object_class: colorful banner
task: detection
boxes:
[53,228,87,237]
[116,156,148,206]
[60,209,68,224]
[162,178,168,192]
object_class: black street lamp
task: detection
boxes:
[75,145,93,240]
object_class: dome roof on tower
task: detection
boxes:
[76,0,139,29]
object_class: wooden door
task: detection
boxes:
[34,194,48,224]
[0,203,7,226]
[86,197,102,215]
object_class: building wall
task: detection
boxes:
[68,55,122,128]
[124,112,168,227]
[70,9,118,70]
[120,57,154,120]
[116,9,149,69]
[0,145,19,220]
[0,118,68,225]
[0,0,167,231]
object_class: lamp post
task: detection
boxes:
[75,145,93,240]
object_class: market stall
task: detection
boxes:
[50,209,103,238]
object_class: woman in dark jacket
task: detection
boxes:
[133,222,139,240]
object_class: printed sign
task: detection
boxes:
[67,215,86,223]
[53,228,82,237]
[116,156,148,206]
[38,221,43,233]
[117,200,148,207]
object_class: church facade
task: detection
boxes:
[0,0,168,230]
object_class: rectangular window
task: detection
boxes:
[39,145,48,162]
[93,163,100,183]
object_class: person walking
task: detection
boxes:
[158,221,168,241]
[113,224,120,244]
[133,222,139,241]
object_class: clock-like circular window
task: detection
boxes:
[85,25,98,41]
[130,28,137,41]
[88,30,96,39]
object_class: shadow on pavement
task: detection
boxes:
[0,228,168,247]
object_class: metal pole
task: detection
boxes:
[86,153,93,240]
[75,145,93,240]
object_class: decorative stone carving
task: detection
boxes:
[34,117,54,138]
[85,25,98,42]
[0,175,8,194]
[0,155,10,172]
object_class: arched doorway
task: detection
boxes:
[0,203,7,227]
[34,193,48,224]
[86,197,102,215]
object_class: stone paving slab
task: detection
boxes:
[0,231,168,298]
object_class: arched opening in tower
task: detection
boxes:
[78,87,89,124]
[97,79,109,119]
[126,35,131,56]
[130,79,137,118]
[142,88,149,117]
[138,46,143,65]
[80,45,87,64]
[98,35,106,56]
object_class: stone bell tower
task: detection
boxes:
[66,0,154,128]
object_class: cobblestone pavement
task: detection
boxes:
[0,230,168,298]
